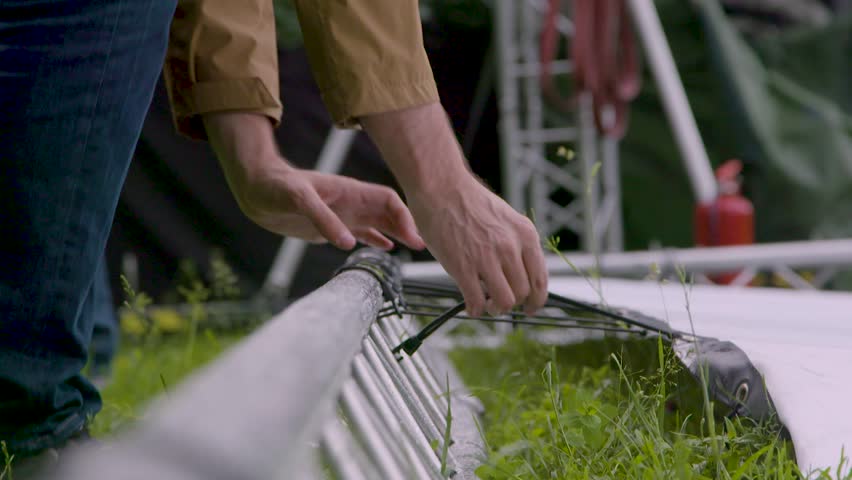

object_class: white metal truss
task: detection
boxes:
[493,0,624,253]
[402,238,852,348]
[261,0,722,298]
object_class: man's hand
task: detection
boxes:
[407,175,547,317]
[203,112,425,251]
[362,103,548,317]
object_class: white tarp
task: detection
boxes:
[548,277,852,475]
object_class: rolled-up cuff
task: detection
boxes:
[322,77,440,129]
[172,77,283,140]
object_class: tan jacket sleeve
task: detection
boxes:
[164,0,282,140]
[293,0,440,128]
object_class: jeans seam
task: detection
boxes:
[77,0,122,162]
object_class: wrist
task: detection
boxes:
[361,102,472,198]
[202,112,286,181]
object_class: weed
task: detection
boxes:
[545,235,606,307]
[90,330,244,436]
[440,374,453,477]
[209,249,241,301]
[120,274,153,334]
[452,333,802,479]
[676,265,724,476]
[177,280,209,367]
[90,261,256,436]
[159,373,169,397]
[1,441,13,480]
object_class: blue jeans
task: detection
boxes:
[89,255,119,379]
[0,0,176,455]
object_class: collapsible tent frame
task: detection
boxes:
[59,250,485,480]
[63,1,849,474]
[60,246,852,478]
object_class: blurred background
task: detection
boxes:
[104,0,852,306]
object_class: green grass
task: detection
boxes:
[89,328,247,436]
[0,318,249,479]
[89,265,251,436]
[450,332,837,480]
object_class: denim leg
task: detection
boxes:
[89,255,119,379]
[0,0,176,454]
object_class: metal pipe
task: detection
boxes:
[369,326,463,476]
[58,269,382,480]
[601,134,624,251]
[369,327,445,445]
[378,318,449,434]
[521,0,548,230]
[321,419,372,480]
[362,337,446,476]
[494,0,524,209]
[625,0,718,204]
[404,239,852,280]
[578,92,599,251]
[352,355,434,479]
[340,381,409,480]
[385,316,450,412]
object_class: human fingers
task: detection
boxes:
[522,237,548,315]
[295,184,357,250]
[501,242,531,310]
[452,265,487,317]
[480,252,516,316]
[353,227,394,250]
[371,185,425,250]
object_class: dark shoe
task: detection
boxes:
[8,428,94,480]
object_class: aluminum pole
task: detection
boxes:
[625,0,718,204]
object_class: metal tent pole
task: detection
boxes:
[625,0,718,204]
[402,239,852,283]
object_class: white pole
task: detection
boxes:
[402,239,852,280]
[625,0,718,204]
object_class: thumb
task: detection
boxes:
[300,187,357,250]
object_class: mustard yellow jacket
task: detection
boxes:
[164,0,440,140]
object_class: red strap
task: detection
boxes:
[540,0,642,139]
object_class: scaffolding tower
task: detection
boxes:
[493,0,624,253]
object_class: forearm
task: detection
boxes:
[203,113,287,184]
[363,102,546,316]
[361,102,472,199]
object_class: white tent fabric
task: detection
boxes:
[548,277,852,475]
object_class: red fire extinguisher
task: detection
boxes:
[694,159,754,285]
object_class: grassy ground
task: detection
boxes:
[0,316,248,480]
[89,328,247,436]
[88,324,846,479]
[89,266,253,436]
[3,278,847,479]
[451,332,848,479]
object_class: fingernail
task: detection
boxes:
[339,232,356,249]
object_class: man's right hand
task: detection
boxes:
[407,175,547,317]
[362,103,548,317]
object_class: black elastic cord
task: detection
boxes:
[390,301,465,358]
[395,310,642,335]
[388,279,677,358]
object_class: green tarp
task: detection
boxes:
[619,0,852,252]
